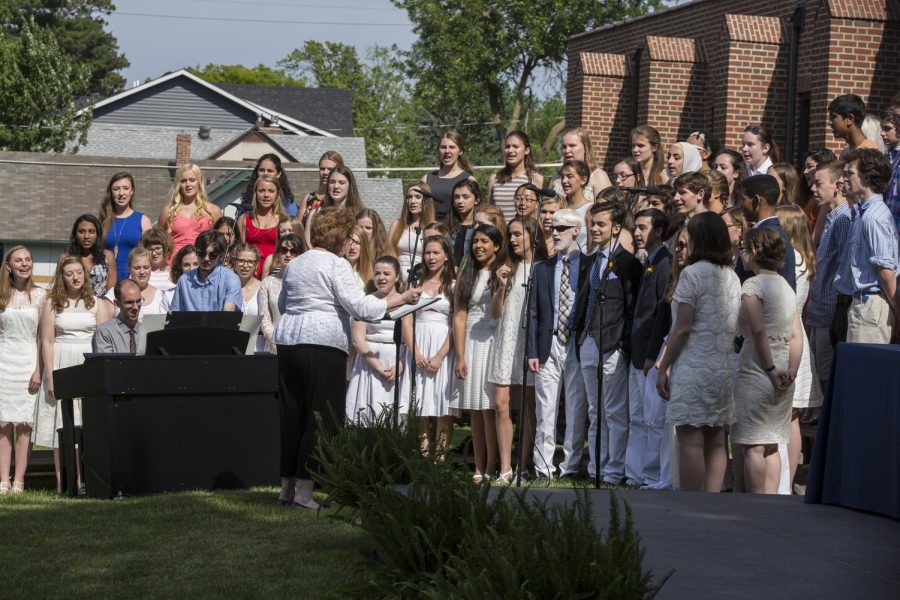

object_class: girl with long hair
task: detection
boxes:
[35,257,113,491]
[448,179,483,265]
[721,206,747,266]
[159,164,223,260]
[165,244,199,307]
[422,131,476,221]
[487,131,543,221]
[388,182,436,280]
[0,246,45,494]
[300,150,344,226]
[742,125,780,177]
[714,149,745,204]
[632,126,667,186]
[401,236,457,454]
[346,256,405,424]
[612,157,644,190]
[768,162,802,206]
[241,154,298,217]
[513,183,538,219]
[776,205,821,492]
[238,175,288,279]
[452,223,505,482]
[305,164,365,247]
[488,217,547,482]
[558,159,592,252]
[99,171,152,281]
[259,234,303,352]
[345,226,374,291]
[356,208,392,260]
[64,214,116,296]
[549,128,613,200]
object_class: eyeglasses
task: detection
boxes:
[346,238,361,247]
[613,171,635,181]
[234,258,258,266]
[675,241,688,250]
[551,225,575,232]
[147,246,165,254]
[200,251,220,260]
[279,246,300,256]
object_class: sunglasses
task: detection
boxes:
[279,246,300,256]
[551,225,575,233]
[675,241,688,250]
[200,251,220,260]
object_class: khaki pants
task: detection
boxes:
[846,294,894,344]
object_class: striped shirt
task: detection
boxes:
[806,202,852,328]
[490,173,530,221]
[833,194,900,296]
[885,150,900,234]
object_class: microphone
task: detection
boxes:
[417,190,436,199]
[619,186,671,195]
[523,183,558,197]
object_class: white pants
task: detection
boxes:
[624,365,646,484]
[847,294,894,344]
[579,338,629,480]
[533,336,585,477]
[642,365,677,489]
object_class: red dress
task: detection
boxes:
[244,214,277,279]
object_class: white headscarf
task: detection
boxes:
[668,142,703,180]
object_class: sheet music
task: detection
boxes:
[388,296,440,320]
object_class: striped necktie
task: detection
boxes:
[557,257,572,342]
[585,251,605,332]
[129,329,136,354]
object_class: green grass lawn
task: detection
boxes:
[0,487,371,598]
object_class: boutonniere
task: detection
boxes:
[646,266,654,275]
[608,260,614,271]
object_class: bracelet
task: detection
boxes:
[764,364,776,372]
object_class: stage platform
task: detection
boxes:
[521,488,900,599]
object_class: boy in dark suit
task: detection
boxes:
[626,208,671,488]
[735,175,796,289]
[573,201,641,483]
[526,209,590,479]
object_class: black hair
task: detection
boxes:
[454,223,504,307]
[634,208,670,236]
[241,153,295,204]
[804,148,837,166]
[67,214,106,266]
[686,212,733,267]
[195,229,227,259]
[737,174,781,207]
[828,94,867,126]
[589,201,627,227]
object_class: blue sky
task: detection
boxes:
[106,0,418,85]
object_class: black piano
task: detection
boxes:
[54,354,279,498]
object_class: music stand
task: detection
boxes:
[146,311,248,356]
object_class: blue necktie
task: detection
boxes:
[585,251,605,332]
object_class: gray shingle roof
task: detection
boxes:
[217,84,354,137]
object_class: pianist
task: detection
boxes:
[92,279,142,354]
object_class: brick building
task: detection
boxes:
[565,0,900,170]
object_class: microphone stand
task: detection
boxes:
[515,199,543,488]
[407,224,423,417]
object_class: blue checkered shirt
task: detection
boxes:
[806,202,852,327]
[885,150,900,234]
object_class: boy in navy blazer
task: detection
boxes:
[526,209,590,479]
[626,208,671,488]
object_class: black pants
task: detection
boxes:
[277,344,348,479]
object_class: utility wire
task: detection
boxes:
[115,12,411,26]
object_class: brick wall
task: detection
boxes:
[566,0,900,168]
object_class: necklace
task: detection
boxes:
[111,214,129,258]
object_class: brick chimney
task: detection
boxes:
[176,133,192,164]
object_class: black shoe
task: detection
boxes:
[558,472,579,483]
[533,473,553,485]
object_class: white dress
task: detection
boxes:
[345,316,398,424]
[731,275,797,445]
[399,292,455,417]
[149,269,175,292]
[0,288,46,425]
[258,275,283,353]
[488,262,532,386]
[791,258,822,408]
[396,227,423,280]
[666,262,741,428]
[33,300,99,448]
[451,271,496,412]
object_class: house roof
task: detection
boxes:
[217,84,353,137]
[88,69,337,137]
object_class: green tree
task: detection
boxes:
[392,0,660,146]
[0,1,128,97]
[0,18,93,152]
[279,42,429,169]
[190,63,305,87]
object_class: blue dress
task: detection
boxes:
[106,212,144,282]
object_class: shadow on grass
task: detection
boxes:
[0,488,370,598]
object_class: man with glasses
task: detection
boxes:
[92,279,143,354]
[526,209,590,480]
[170,230,241,312]
[833,149,899,343]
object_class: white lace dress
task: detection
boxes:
[34,300,99,448]
[488,262,532,386]
[731,274,798,445]
[397,227,423,280]
[451,271,496,412]
[399,292,455,417]
[791,258,822,408]
[258,274,283,353]
[666,261,741,428]
[0,288,46,425]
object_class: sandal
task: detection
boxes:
[496,471,514,485]
[472,474,484,484]
[0,481,9,495]
[12,481,24,494]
